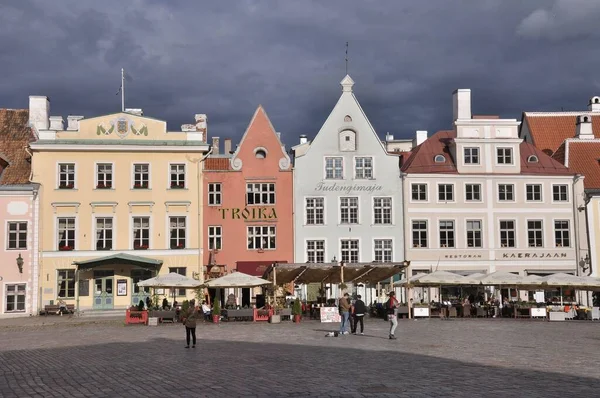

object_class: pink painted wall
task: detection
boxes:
[203,106,293,276]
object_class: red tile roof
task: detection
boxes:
[560,141,600,189]
[204,157,232,171]
[0,109,34,185]
[402,130,573,176]
[523,113,600,155]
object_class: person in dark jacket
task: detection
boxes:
[351,295,367,335]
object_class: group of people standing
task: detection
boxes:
[338,292,401,340]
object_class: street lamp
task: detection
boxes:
[16,254,24,274]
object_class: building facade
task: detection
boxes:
[292,76,405,299]
[0,109,40,317]
[28,96,210,312]
[202,106,294,307]
[402,89,587,302]
[521,96,600,279]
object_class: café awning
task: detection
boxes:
[204,272,271,288]
[73,253,163,271]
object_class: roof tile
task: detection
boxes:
[523,113,600,155]
[204,157,232,171]
[0,109,34,185]
[563,141,600,189]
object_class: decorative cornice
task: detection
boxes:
[127,201,155,213]
[165,201,191,212]
[90,202,118,213]
[51,202,81,214]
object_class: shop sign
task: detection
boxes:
[218,207,277,220]
[444,254,483,259]
[500,252,568,259]
[314,182,383,194]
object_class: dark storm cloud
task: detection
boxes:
[2,0,600,147]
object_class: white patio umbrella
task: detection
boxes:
[479,271,525,286]
[137,272,203,307]
[393,273,428,286]
[413,271,467,285]
[459,273,487,286]
[204,271,272,288]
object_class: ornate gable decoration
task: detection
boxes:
[97,117,148,139]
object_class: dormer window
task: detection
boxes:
[254,147,267,159]
[527,155,539,163]
[434,154,446,163]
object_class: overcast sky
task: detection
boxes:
[2,0,600,146]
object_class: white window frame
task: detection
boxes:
[499,220,516,248]
[7,221,27,250]
[526,184,542,202]
[437,184,454,202]
[527,220,543,248]
[496,147,513,165]
[466,220,483,248]
[463,147,480,165]
[94,217,113,251]
[411,183,428,202]
[4,283,26,313]
[57,269,76,299]
[374,239,393,263]
[247,225,276,250]
[306,239,326,263]
[132,163,150,189]
[324,157,344,180]
[246,183,276,205]
[208,225,222,250]
[465,183,482,202]
[554,220,570,248]
[498,184,515,202]
[132,216,151,250]
[439,220,455,248]
[340,239,359,263]
[169,163,186,189]
[56,217,76,251]
[354,156,373,179]
[373,197,392,225]
[168,216,187,249]
[305,197,325,225]
[208,183,222,206]
[57,163,76,189]
[552,184,569,202]
[340,197,359,224]
[95,162,113,189]
[411,220,428,248]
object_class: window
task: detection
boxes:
[499,220,516,248]
[169,217,186,249]
[7,221,27,249]
[412,220,428,248]
[246,183,275,205]
[527,155,539,163]
[255,149,266,159]
[208,183,222,206]
[464,147,479,164]
[411,184,427,201]
[527,220,543,247]
[373,197,392,225]
[374,239,393,262]
[553,185,568,202]
[439,220,455,248]
[434,155,446,163]
[466,220,482,248]
[497,148,513,164]
[355,157,373,179]
[208,226,222,250]
[58,163,75,189]
[57,270,75,298]
[465,184,481,201]
[95,218,113,250]
[306,240,325,263]
[325,157,343,179]
[554,220,570,247]
[5,284,26,312]
[133,164,149,189]
[247,226,276,250]
[306,197,324,225]
[438,184,454,201]
[132,217,150,250]
[57,218,75,251]
[526,184,542,201]
[498,184,514,201]
[169,267,187,296]
[169,164,185,189]
[96,163,112,189]
[341,239,359,263]
[340,197,359,224]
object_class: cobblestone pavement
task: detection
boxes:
[0,317,599,397]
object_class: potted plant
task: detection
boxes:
[292,298,302,323]
[212,299,221,323]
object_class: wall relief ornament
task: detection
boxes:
[96,118,148,138]
[231,157,243,170]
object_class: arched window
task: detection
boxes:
[434,154,446,163]
[527,155,539,163]
[255,149,266,159]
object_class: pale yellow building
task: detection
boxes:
[28,96,210,312]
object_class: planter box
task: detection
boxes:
[125,309,148,325]
[549,311,566,322]
[530,308,547,318]
[413,307,430,317]
[148,317,159,326]
[269,315,281,324]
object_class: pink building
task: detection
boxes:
[0,109,40,317]
[203,106,293,306]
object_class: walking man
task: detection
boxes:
[339,293,351,335]
[351,295,366,335]
[387,291,399,340]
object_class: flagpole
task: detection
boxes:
[121,68,125,112]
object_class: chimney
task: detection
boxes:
[299,134,308,145]
[49,116,64,131]
[212,137,220,155]
[576,115,594,139]
[28,96,50,130]
[588,96,600,112]
[415,130,428,146]
[386,132,394,142]
[452,89,471,121]
[67,115,84,131]
[224,138,232,154]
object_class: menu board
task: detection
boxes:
[320,307,341,323]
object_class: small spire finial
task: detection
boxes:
[341,75,354,92]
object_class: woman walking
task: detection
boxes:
[182,299,198,348]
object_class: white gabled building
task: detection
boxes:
[292,76,405,302]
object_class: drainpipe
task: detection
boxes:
[197,146,213,301]
[401,171,412,319]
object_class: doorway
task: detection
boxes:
[242,288,251,308]
[131,269,152,306]
[93,270,115,310]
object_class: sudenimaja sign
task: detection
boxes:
[314,182,383,194]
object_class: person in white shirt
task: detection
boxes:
[201,301,211,320]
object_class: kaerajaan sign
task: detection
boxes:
[314,182,383,194]
[218,207,277,220]
[500,252,569,259]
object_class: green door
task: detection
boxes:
[93,271,114,310]
[131,269,152,307]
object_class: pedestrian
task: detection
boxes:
[182,299,198,348]
[387,291,399,340]
[351,295,366,335]
[338,293,351,335]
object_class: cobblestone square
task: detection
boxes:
[0,317,599,397]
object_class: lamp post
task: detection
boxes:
[16,254,24,274]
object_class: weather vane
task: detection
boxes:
[345,42,349,75]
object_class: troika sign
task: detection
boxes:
[218,207,277,220]
[314,182,383,194]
